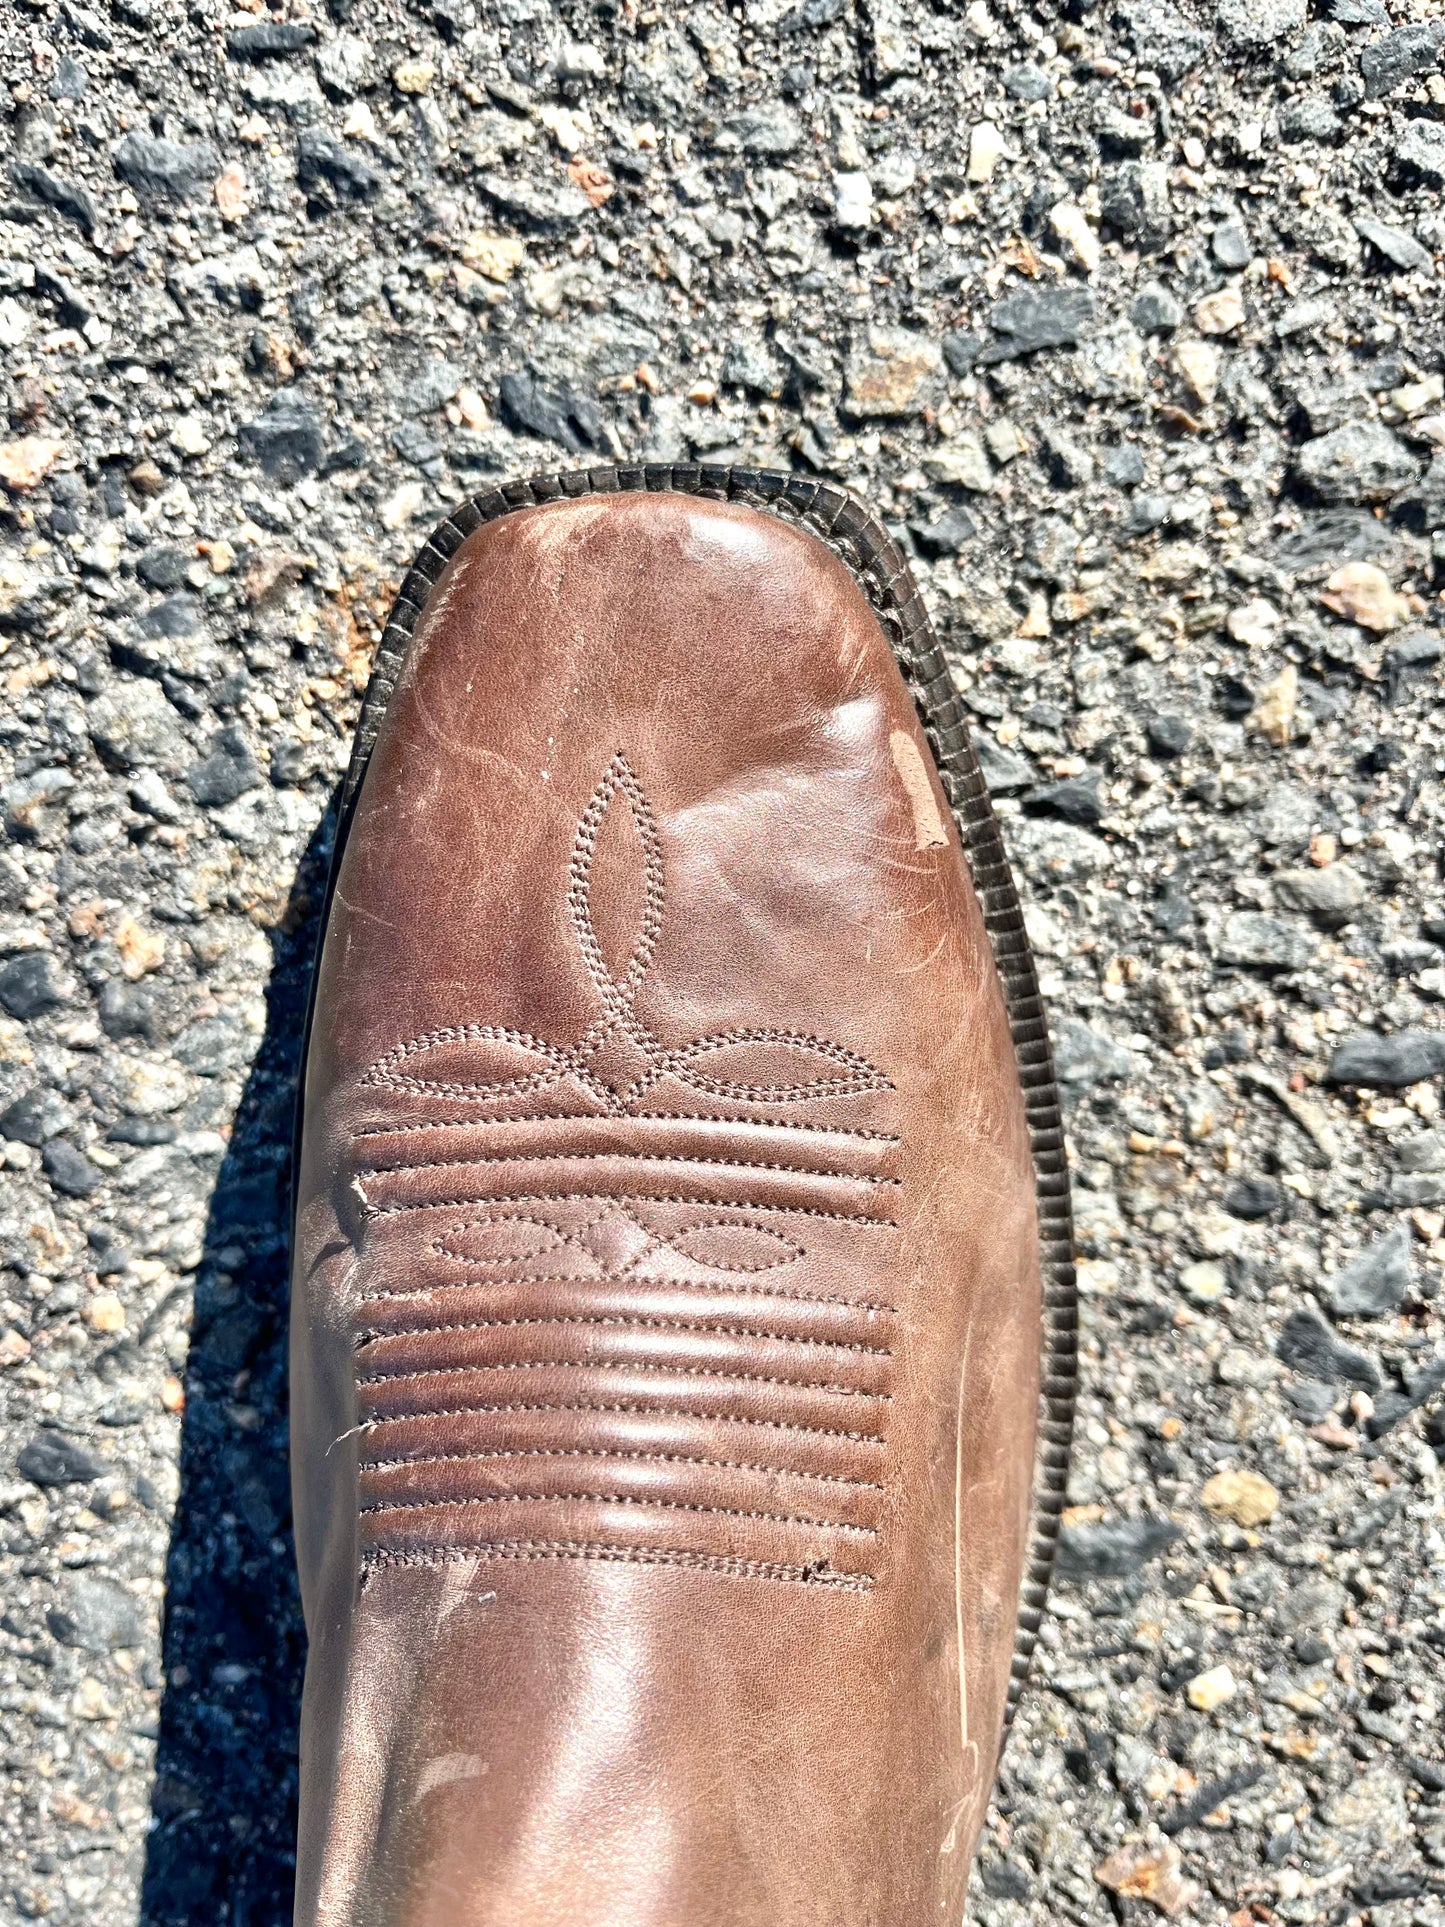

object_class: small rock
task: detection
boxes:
[238,395,325,484]
[498,370,602,451]
[1330,1030,1445,1088]
[1212,219,1251,270]
[1227,598,1280,649]
[227,20,315,56]
[0,436,65,493]
[1296,421,1419,504]
[924,433,992,491]
[1273,862,1367,931]
[1225,1176,1284,1220]
[1217,0,1305,45]
[1050,202,1100,275]
[1103,443,1147,486]
[112,131,218,199]
[187,726,264,808]
[712,105,804,157]
[42,1141,101,1199]
[1179,1259,1227,1304]
[832,170,872,229]
[17,1429,105,1486]
[1277,1305,1382,1389]
[1201,1469,1280,1527]
[1362,21,1445,98]
[401,357,462,416]
[1175,337,1220,407]
[0,1088,75,1146]
[1354,216,1432,274]
[1095,1837,1198,1919]
[1194,286,1245,336]
[10,162,98,236]
[843,330,943,419]
[1130,283,1183,334]
[1146,714,1192,758]
[1056,1514,1180,1580]
[47,1574,144,1654]
[1053,1019,1135,1090]
[1319,561,1410,632]
[1002,63,1052,100]
[1394,119,1445,186]
[909,507,977,557]
[978,289,1095,363]
[1330,1222,1412,1318]
[0,952,74,1021]
[296,128,382,204]
[1248,665,1298,747]
[1215,912,1314,972]
[1027,773,1103,825]
[972,735,1032,793]
[967,120,1006,182]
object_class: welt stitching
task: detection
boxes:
[355,1273,900,1316]
[356,1149,900,1186]
[358,1542,873,1592]
[356,1357,893,1399]
[355,1312,893,1356]
[359,1490,879,1536]
[358,1445,884,1491]
[351,1113,902,1144]
[361,1189,898,1228]
[355,1399,888,1444]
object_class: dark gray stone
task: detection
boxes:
[10,161,98,234]
[1364,1349,1445,1438]
[0,953,73,1021]
[239,396,325,484]
[1129,283,1183,334]
[1026,773,1104,825]
[1002,62,1053,100]
[1214,911,1316,972]
[1330,1031,1445,1088]
[1354,217,1432,273]
[973,734,1033,795]
[1280,96,1344,144]
[1361,22,1445,97]
[909,507,976,557]
[712,105,804,156]
[1277,1306,1382,1389]
[1295,422,1419,505]
[17,1429,105,1487]
[1225,1177,1283,1221]
[1331,1222,1412,1318]
[498,370,603,452]
[295,128,381,204]
[0,1087,75,1146]
[136,545,192,591]
[1056,1515,1181,1580]
[112,131,218,198]
[47,1574,145,1654]
[227,20,317,56]
[1117,0,1210,80]
[1212,220,1251,269]
[42,1140,101,1199]
[1103,442,1148,486]
[978,289,1095,364]
[401,358,462,416]
[187,726,263,808]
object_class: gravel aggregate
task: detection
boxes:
[2,0,1445,1921]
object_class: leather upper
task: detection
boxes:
[291,492,1041,1927]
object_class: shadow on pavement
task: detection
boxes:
[139,801,336,1927]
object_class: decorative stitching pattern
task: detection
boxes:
[356,1401,888,1445]
[356,1273,899,1315]
[358,1542,873,1593]
[360,753,893,1116]
[353,1112,901,1143]
[355,1313,893,1356]
[359,1446,884,1491]
[309,466,1078,1666]
[359,1148,898,1186]
[359,1492,879,1537]
[357,1358,893,1399]
[357,1188,897,1228]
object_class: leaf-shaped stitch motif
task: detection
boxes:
[663,1219,805,1274]
[567,753,664,1017]
[433,1214,575,1270]
[663,1028,892,1104]
[363,1025,572,1101]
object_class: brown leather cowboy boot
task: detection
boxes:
[290,468,1074,1926]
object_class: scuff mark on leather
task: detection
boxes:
[412,1753,488,1802]
[889,729,947,850]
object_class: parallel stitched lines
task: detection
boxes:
[356,1399,888,1444]
[360,1490,878,1537]
[359,1444,884,1491]
[355,1274,900,1315]
[355,1313,892,1356]
[355,1148,899,1186]
[357,1357,892,1399]
[353,1111,900,1144]
[361,1191,896,1226]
